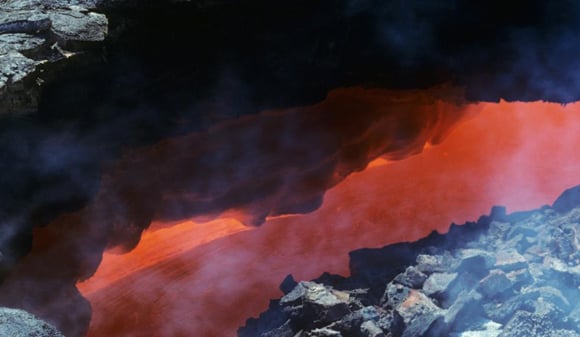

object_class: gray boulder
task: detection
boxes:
[494,249,528,272]
[240,199,580,337]
[382,282,443,337]
[393,266,428,289]
[422,272,459,306]
[282,281,353,328]
[478,270,512,299]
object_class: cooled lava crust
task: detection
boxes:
[239,186,580,337]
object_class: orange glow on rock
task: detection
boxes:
[77,217,249,295]
[81,101,580,337]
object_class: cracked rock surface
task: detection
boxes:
[239,186,580,337]
[0,0,107,115]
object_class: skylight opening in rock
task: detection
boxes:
[77,99,580,337]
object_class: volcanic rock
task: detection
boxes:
[454,249,496,276]
[416,253,455,274]
[305,327,343,337]
[498,311,553,337]
[0,307,64,337]
[481,294,534,324]
[494,249,528,272]
[381,283,443,337]
[6,2,580,337]
[240,188,580,337]
[281,274,300,294]
[0,0,108,115]
[504,268,533,289]
[260,320,294,337]
[422,272,457,299]
[477,270,512,299]
[448,320,502,337]
[427,289,485,335]
[553,185,580,214]
[521,286,571,314]
[360,320,385,337]
[281,281,354,329]
[392,266,428,289]
[567,303,580,329]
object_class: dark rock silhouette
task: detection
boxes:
[553,185,580,214]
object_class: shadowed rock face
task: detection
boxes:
[553,186,580,214]
[2,1,580,336]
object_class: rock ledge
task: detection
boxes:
[0,0,108,115]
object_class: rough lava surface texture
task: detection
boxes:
[238,188,580,337]
[2,1,580,337]
[0,0,107,114]
[0,307,65,337]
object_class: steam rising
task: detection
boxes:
[2,1,580,336]
[0,86,471,336]
[82,101,580,337]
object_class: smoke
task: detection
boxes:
[486,29,580,102]
[0,86,471,336]
[342,0,580,101]
[371,1,443,65]
[478,102,580,210]
[87,85,471,232]
[82,101,580,337]
[3,1,580,336]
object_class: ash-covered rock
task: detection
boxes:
[0,307,65,337]
[239,188,580,337]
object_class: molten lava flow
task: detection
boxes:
[79,100,580,337]
[77,217,249,295]
[0,86,474,337]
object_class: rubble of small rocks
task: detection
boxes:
[0,307,65,337]
[239,186,580,337]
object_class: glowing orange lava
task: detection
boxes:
[80,101,580,337]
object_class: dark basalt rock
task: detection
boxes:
[392,266,428,289]
[280,274,299,295]
[477,269,512,299]
[239,190,580,337]
[1,1,108,115]
[0,18,52,35]
[482,294,536,324]
[553,185,580,214]
[382,283,443,337]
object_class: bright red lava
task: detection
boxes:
[79,101,580,337]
